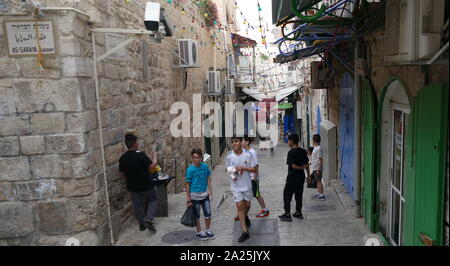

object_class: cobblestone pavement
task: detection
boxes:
[115,142,379,246]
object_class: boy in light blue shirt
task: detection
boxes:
[185,148,214,240]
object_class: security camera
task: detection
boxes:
[144,2,161,32]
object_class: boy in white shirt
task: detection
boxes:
[241,137,270,218]
[310,134,325,201]
[225,137,257,243]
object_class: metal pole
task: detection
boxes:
[92,32,115,245]
[214,43,217,71]
[252,46,256,82]
[175,158,178,193]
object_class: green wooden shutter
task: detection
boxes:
[404,84,448,246]
[362,80,377,233]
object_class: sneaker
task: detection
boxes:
[238,231,250,243]
[245,216,251,227]
[205,230,215,240]
[278,213,292,222]
[318,195,326,201]
[311,192,320,199]
[256,209,270,218]
[145,221,156,232]
[139,224,146,231]
[234,215,240,221]
[197,231,208,241]
[292,212,304,219]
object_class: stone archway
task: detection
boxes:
[377,78,412,245]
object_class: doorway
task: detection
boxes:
[388,105,409,246]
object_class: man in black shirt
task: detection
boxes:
[279,134,310,222]
[119,133,158,232]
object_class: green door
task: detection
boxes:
[404,84,448,246]
[362,80,377,232]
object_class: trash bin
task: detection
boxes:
[153,175,176,217]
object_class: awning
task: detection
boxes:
[272,0,292,25]
[275,85,300,101]
[241,88,266,102]
[232,34,257,48]
[274,102,293,109]
[272,0,323,25]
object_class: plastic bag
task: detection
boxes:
[226,166,237,180]
[180,206,196,227]
[306,174,317,188]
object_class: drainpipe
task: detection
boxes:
[354,37,362,218]
[91,32,115,246]
[214,43,217,71]
[252,46,256,82]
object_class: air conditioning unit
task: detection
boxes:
[384,0,445,63]
[177,39,199,67]
[238,56,250,68]
[311,61,332,89]
[225,78,235,95]
[227,55,237,76]
[208,71,221,94]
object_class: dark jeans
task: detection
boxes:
[131,187,158,225]
[283,176,305,214]
[312,170,323,182]
[192,196,212,219]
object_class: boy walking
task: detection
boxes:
[310,134,325,200]
[119,133,158,232]
[226,137,257,243]
[242,137,270,218]
[185,148,215,240]
[279,134,309,222]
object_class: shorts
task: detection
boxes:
[252,180,261,198]
[232,190,253,203]
[191,196,212,219]
[312,170,322,182]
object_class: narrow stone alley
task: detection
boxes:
[116,142,376,246]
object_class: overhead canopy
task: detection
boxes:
[275,102,294,109]
[275,85,300,102]
[272,0,322,25]
[272,0,293,25]
[242,87,266,102]
[232,33,257,48]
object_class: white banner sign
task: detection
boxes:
[296,101,302,119]
[4,20,56,56]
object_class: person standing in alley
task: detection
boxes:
[279,134,309,222]
[185,148,215,241]
[119,133,158,232]
[226,137,257,243]
[242,136,270,218]
[310,134,325,201]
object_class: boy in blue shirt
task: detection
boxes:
[185,148,214,240]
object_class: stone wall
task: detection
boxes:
[0,0,233,245]
[366,30,449,99]
[365,28,449,243]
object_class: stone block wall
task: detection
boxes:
[0,0,233,245]
[366,30,449,99]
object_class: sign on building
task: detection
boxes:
[296,101,302,119]
[4,20,56,56]
[105,33,127,59]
